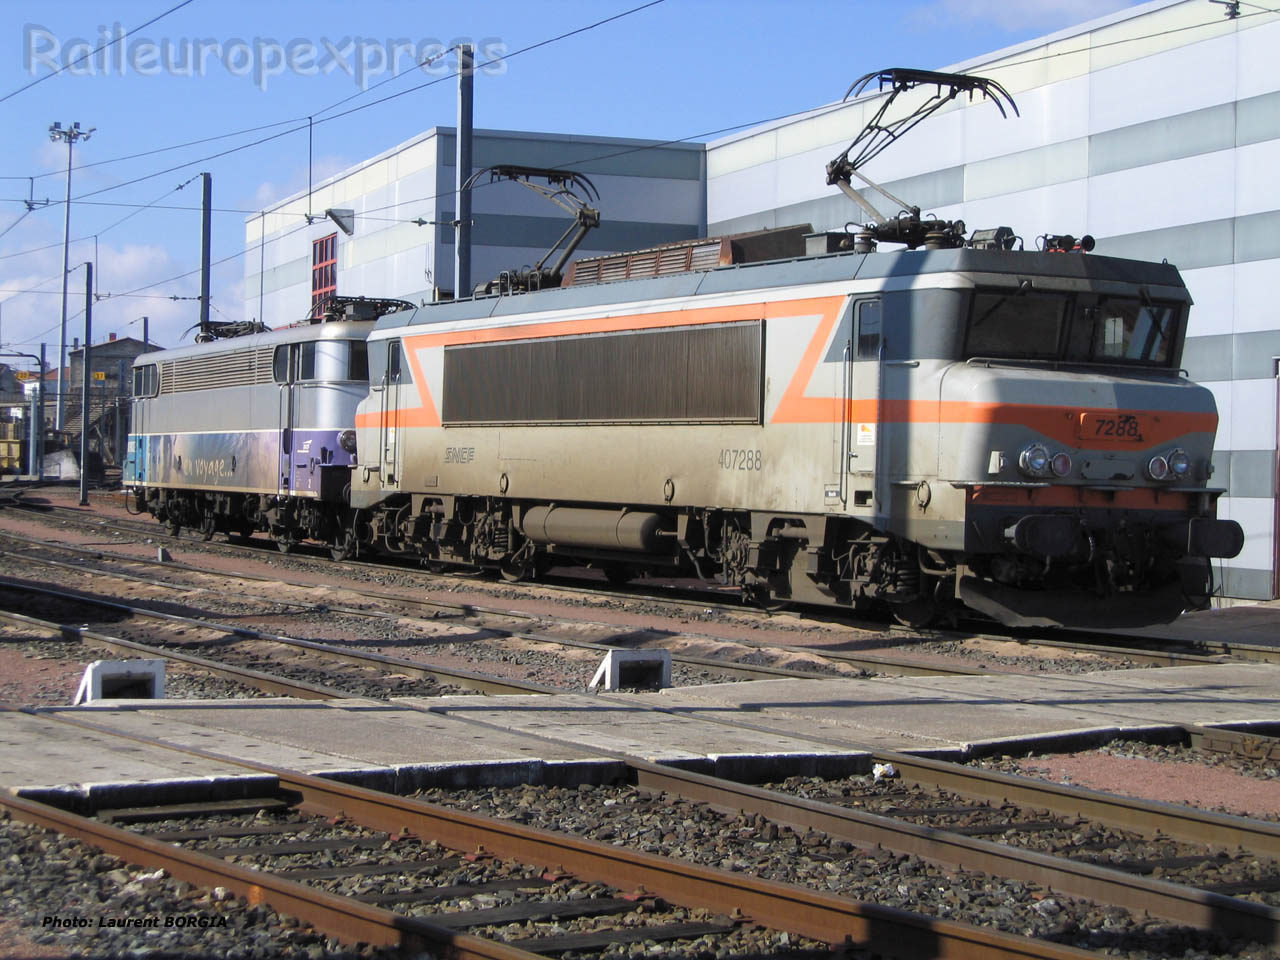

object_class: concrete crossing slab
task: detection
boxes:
[0,709,275,811]
[406,693,870,779]
[41,698,618,791]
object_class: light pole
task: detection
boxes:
[49,120,94,432]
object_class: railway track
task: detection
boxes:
[12,704,1280,956]
[3,709,1107,960]
[0,578,554,700]
[22,494,1280,669]
[0,529,1001,682]
[0,521,1214,686]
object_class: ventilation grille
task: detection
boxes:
[160,346,275,394]
[565,239,731,286]
[443,321,762,425]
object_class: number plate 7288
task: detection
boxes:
[1079,412,1148,443]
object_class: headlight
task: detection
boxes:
[1147,455,1170,481]
[1050,452,1073,477]
[338,429,358,454]
[1018,443,1050,476]
[1167,448,1191,477]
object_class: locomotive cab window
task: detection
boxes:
[1091,300,1175,365]
[132,363,158,397]
[966,292,1066,360]
[273,344,290,383]
[385,340,402,384]
[856,300,882,360]
[349,341,369,382]
[275,340,369,382]
[823,297,881,362]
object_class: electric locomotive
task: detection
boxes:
[124,298,409,552]
[344,228,1241,628]
[125,69,1244,629]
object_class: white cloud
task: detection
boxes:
[911,0,1141,33]
[0,232,242,356]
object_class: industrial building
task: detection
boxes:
[245,0,1279,599]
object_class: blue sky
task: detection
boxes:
[0,0,1148,360]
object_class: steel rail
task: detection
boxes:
[0,545,868,684]
[868,749,1280,858]
[18,707,1102,960]
[6,564,1277,860]
[0,791,544,960]
[1180,722,1280,762]
[0,530,994,680]
[624,757,1280,946]
[0,575,558,697]
[644,699,1280,857]
[0,606,351,700]
[384,700,1280,943]
[18,691,1280,947]
[26,499,1268,668]
[1011,635,1231,668]
[401,689,1280,862]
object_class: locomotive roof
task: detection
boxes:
[131,319,376,367]
[377,247,1188,332]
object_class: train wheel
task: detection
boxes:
[499,558,529,583]
[274,535,296,555]
[889,575,940,629]
[330,530,355,562]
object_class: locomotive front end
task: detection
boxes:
[938,271,1243,627]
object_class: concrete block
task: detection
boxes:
[589,649,672,691]
[73,660,165,705]
[157,547,173,562]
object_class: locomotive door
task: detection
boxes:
[273,343,295,496]
[379,339,403,489]
[845,299,882,508]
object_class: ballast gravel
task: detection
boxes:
[0,812,399,959]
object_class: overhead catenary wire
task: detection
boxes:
[22,0,670,209]
[0,0,199,106]
[5,1,1274,328]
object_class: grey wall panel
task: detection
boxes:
[1181,333,1233,382]
[1092,218,1234,271]
[438,133,703,180]
[438,212,697,251]
[709,168,963,239]
[1236,90,1280,147]
[1228,450,1276,499]
[1211,450,1231,490]
[856,166,965,220]
[1220,566,1274,600]
[1233,330,1280,380]
[1088,102,1235,177]
[1235,210,1280,264]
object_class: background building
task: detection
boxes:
[246,0,1279,599]
[245,127,705,322]
[67,334,160,467]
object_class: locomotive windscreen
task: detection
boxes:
[442,321,763,425]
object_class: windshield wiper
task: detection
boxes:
[972,278,1032,328]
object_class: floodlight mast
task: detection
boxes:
[49,121,94,430]
[826,69,1018,250]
